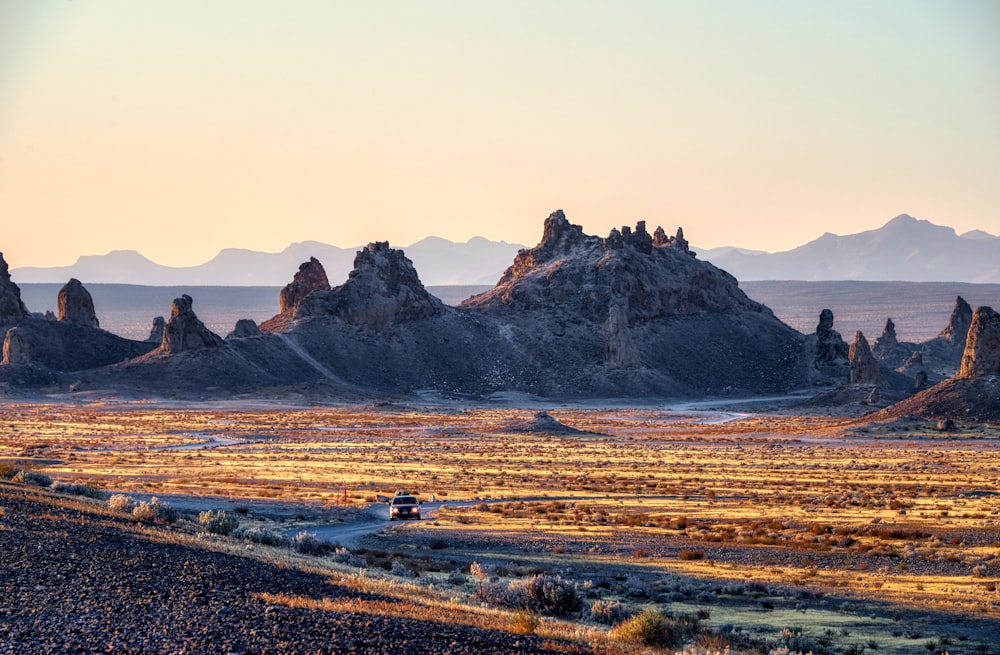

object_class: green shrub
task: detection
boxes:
[232,525,286,546]
[610,608,680,647]
[198,510,239,535]
[52,481,105,499]
[132,497,178,523]
[108,494,136,513]
[12,470,52,487]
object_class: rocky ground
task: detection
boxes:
[0,484,588,655]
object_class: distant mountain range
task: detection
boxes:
[700,214,1000,282]
[12,237,526,287]
[11,214,1000,285]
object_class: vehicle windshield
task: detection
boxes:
[392,496,417,505]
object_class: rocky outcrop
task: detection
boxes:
[227,319,262,340]
[0,252,28,328]
[872,317,920,370]
[939,296,974,345]
[803,309,850,382]
[293,242,445,332]
[603,300,641,368]
[849,331,882,386]
[161,295,224,353]
[147,317,166,343]
[279,257,330,315]
[2,327,30,365]
[958,306,1000,378]
[57,279,99,328]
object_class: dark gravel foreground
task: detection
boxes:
[0,484,588,655]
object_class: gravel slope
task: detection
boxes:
[0,484,588,655]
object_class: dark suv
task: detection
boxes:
[389,493,420,521]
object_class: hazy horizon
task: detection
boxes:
[2,2,998,269]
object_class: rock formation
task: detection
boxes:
[279,257,330,315]
[57,279,99,328]
[147,317,166,343]
[227,319,262,340]
[2,327,30,365]
[603,300,641,368]
[939,296,974,345]
[293,242,445,332]
[803,309,850,382]
[849,331,882,386]
[958,306,1000,378]
[161,295,224,353]
[0,252,28,328]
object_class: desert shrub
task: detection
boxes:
[12,470,52,488]
[610,608,680,647]
[477,574,581,617]
[773,627,828,655]
[52,481,105,499]
[679,549,705,561]
[198,510,239,536]
[108,493,136,513]
[509,609,540,635]
[469,561,491,580]
[132,497,178,523]
[0,463,18,479]
[233,525,286,547]
[589,599,629,625]
[290,530,327,555]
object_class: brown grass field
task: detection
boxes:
[2,398,998,654]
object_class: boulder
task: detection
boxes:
[958,306,1000,378]
[0,252,28,327]
[57,278,99,328]
[161,295,224,353]
[227,319,262,340]
[849,331,882,386]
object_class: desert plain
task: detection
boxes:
[2,395,998,654]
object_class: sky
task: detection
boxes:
[1,1,998,268]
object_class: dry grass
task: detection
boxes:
[3,400,999,653]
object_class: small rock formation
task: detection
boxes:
[0,252,28,327]
[57,279,99,328]
[2,327,30,365]
[279,257,330,315]
[295,242,445,331]
[603,300,641,368]
[227,319,262,340]
[958,306,1000,378]
[849,331,882,386]
[505,411,590,434]
[872,318,898,355]
[147,316,166,343]
[804,309,850,382]
[936,418,956,432]
[939,296,974,345]
[161,295,224,353]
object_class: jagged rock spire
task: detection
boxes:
[58,278,99,328]
[849,331,882,385]
[161,295,224,353]
[279,257,330,315]
[939,296,974,344]
[0,252,28,327]
[958,306,1000,378]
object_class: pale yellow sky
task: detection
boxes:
[1,1,997,268]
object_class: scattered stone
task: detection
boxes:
[58,278,99,328]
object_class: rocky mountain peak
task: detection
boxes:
[0,251,29,327]
[849,331,882,386]
[939,296,974,344]
[57,278,99,328]
[279,257,330,315]
[294,242,445,331]
[161,295,224,353]
[958,306,1000,378]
